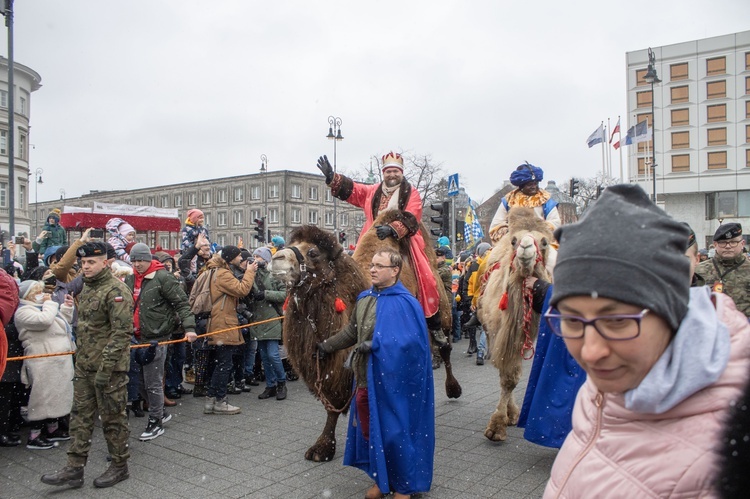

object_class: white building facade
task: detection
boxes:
[626,31,750,248]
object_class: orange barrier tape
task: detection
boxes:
[5,315,284,362]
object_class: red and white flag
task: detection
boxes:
[609,117,620,144]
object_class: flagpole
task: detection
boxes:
[600,121,606,176]
[617,115,623,182]
[606,118,612,177]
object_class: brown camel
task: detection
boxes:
[476,207,554,442]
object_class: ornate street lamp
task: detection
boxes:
[33,167,42,235]
[644,47,661,203]
[326,116,343,231]
[260,154,268,243]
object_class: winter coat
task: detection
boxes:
[124,262,196,343]
[544,292,750,498]
[38,221,67,254]
[178,244,210,294]
[180,222,210,254]
[0,268,19,379]
[248,266,286,341]
[205,255,255,346]
[15,299,75,421]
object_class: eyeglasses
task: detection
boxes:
[369,263,397,270]
[543,308,650,341]
[715,240,742,248]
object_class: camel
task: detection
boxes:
[476,207,555,442]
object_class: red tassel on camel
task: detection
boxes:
[334,297,347,313]
[498,291,509,311]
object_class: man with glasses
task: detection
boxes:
[317,249,434,499]
[695,223,750,317]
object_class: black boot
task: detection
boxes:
[93,462,129,488]
[127,400,144,418]
[41,466,84,488]
[258,386,277,399]
[276,381,287,400]
[467,329,478,356]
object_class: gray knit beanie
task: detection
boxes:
[129,243,152,262]
[551,184,690,331]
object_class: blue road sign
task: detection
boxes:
[447,173,459,197]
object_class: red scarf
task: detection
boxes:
[132,260,165,338]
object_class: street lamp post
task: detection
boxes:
[326,116,343,231]
[59,189,65,202]
[644,47,661,203]
[33,167,42,235]
[260,154,268,243]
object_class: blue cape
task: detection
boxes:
[517,286,586,448]
[343,281,435,495]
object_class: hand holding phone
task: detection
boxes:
[90,229,105,239]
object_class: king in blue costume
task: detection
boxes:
[343,281,435,496]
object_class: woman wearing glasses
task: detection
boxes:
[543,185,750,498]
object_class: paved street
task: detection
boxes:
[0,342,557,498]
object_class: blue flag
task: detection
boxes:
[586,124,606,148]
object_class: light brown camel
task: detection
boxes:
[476,207,554,442]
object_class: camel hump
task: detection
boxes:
[507,206,553,238]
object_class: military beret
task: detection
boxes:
[681,222,697,250]
[78,241,108,258]
[714,223,742,241]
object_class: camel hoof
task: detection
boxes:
[484,427,507,442]
[445,378,462,399]
[305,447,334,462]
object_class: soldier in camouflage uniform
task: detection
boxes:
[41,242,134,489]
[695,223,750,317]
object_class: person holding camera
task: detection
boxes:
[37,209,67,255]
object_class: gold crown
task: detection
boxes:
[381,151,403,170]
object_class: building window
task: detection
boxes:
[251,185,261,200]
[291,184,302,199]
[217,189,227,203]
[746,125,750,144]
[637,157,647,175]
[217,234,226,247]
[671,109,689,127]
[161,195,169,208]
[233,210,243,226]
[268,208,279,223]
[747,150,750,168]
[636,90,653,108]
[201,190,211,205]
[707,151,727,170]
[188,192,196,206]
[340,213,349,227]
[18,185,25,208]
[747,101,750,119]
[147,196,155,206]
[746,52,750,70]
[250,209,260,221]
[269,184,279,198]
[174,194,182,208]
[217,212,227,226]
[672,154,690,172]
[325,190,333,202]
[308,210,318,224]
[746,76,750,95]
[233,186,243,202]
[203,213,210,227]
[706,191,739,219]
[234,234,243,246]
[706,56,726,76]
[671,86,689,104]
[670,63,688,81]
[0,90,6,108]
[0,182,6,207]
[135,198,143,206]
[19,96,26,116]
[325,211,334,226]
[309,186,318,200]
[0,130,6,155]
[707,104,727,123]
[18,133,26,160]
[160,236,169,249]
[635,68,648,87]
[291,207,301,224]
[707,80,726,100]
[671,132,689,150]
[707,128,727,146]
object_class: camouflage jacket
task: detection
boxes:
[695,254,750,317]
[75,267,134,374]
[437,261,453,296]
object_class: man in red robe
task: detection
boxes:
[317,152,444,334]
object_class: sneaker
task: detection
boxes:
[226,381,243,395]
[161,412,172,424]
[476,356,485,366]
[27,435,55,450]
[44,427,71,442]
[139,417,164,441]
[212,397,241,415]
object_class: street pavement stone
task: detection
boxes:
[0,341,558,498]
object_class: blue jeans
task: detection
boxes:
[165,342,186,392]
[477,328,487,359]
[452,302,462,342]
[243,339,258,378]
[258,340,286,387]
[208,345,236,400]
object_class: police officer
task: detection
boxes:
[41,242,134,488]
[695,223,750,317]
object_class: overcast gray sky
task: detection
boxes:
[11,0,750,204]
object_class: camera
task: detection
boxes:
[14,236,24,244]
[44,275,57,285]
[90,229,105,239]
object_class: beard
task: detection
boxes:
[384,178,401,188]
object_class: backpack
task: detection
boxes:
[188,268,218,315]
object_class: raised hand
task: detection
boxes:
[316,155,334,184]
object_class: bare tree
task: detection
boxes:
[561,172,620,214]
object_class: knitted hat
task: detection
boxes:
[253,246,272,264]
[118,222,136,238]
[129,243,152,262]
[271,236,285,248]
[476,242,491,257]
[18,279,41,300]
[221,245,242,264]
[714,223,742,241]
[187,209,204,225]
[551,184,690,331]
[48,209,61,223]
[437,236,450,247]
[509,162,544,187]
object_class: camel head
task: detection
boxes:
[509,231,550,278]
[271,225,345,288]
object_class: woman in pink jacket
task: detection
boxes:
[543,184,750,498]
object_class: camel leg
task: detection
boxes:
[304,410,340,462]
[484,360,522,442]
[439,343,462,399]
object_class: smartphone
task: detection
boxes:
[2,248,10,266]
[14,236,24,244]
[90,229,105,239]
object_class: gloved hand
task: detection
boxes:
[253,289,266,301]
[375,225,396,240]
[313,342,327,360]
[316,156,334,184]
[358,340,373,353]
[94,370,111,390]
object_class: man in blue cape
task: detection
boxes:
[318,249,434,499]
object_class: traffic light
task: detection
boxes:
[569,178,580,197]
[254,217,265,243]
[339,231,346,244]
[430,200,450,237]
[595,185,604,199]
[455,220,465,241]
